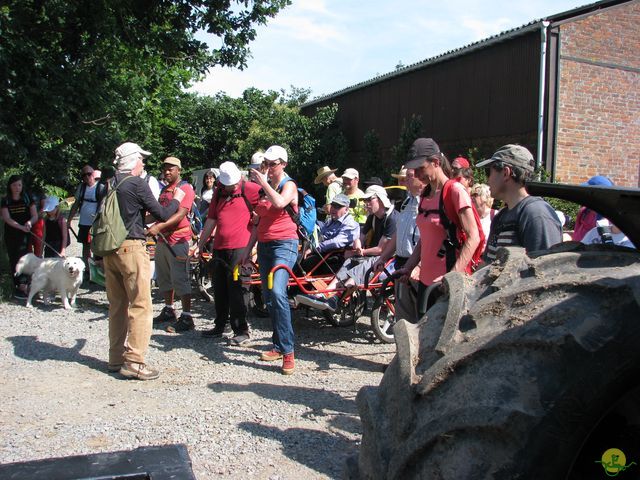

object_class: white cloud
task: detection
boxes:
[461,16,515,40]
[270,14,345,44]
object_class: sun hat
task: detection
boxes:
[406,138,441,169]
[342,168,359,180]
[314,166,338,184]
[391,166,407,179]
[217,162,242,186]
[264,145,288,163]
[476,145,535,172]
[42,196,60,212]
[114,142,151,163]
[361,185,391,208]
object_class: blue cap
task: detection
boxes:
[582,175,613,187]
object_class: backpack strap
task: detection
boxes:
[276,177,300,226]
[240,180,254,216]
[438,180,459,272]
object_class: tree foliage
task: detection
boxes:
[0,0,290,186]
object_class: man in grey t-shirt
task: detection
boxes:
[477,145,562,263]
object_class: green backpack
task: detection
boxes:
[90,176,133,257]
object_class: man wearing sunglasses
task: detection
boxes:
[476,144,562,264]
[68,164,106,269]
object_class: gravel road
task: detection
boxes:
[0,243,395,479]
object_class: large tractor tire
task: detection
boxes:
[351,245,640,480]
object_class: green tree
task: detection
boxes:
[0,0,290,187]
[390,114,424,170]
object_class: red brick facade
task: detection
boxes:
[555,1,640,187]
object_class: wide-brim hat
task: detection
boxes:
[314,166,338,184]
[391,166,407,179]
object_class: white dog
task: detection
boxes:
[16,253,85,309]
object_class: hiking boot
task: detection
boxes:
[260,349,283,362]
[228,333,250,346]
[282,353,295,375]
[107,363,123,373]
[153,306,176,324]
[166,314,195,333]
[119,362,160,381]
[201,326,226,338]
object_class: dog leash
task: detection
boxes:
[28,230,65,258]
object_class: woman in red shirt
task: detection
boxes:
[241,145,299,375]
[396,138,480,320]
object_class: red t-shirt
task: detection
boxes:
[158,180,195,244]
[207,181,261,250]
[255,180,298,243]
[416,182,472,286]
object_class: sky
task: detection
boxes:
[189,0,592,100]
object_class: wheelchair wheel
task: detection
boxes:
[370,295,396,344]
[323,290,365,327]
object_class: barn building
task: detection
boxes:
[301,0,639,187]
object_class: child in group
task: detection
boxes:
[42,196,68,258]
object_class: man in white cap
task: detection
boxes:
[197,161,261,345]
[313,165,343,214]
[105,141,186,380]
[296,185,398,312]
[147,156,196,334]
[341,167,366,224]
[248,151,268,182]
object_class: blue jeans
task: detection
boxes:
[257,239,298,354]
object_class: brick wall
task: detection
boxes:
[555,0,640,187]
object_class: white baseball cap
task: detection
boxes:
[218,161,242,186]
[264,145,288,163]
[342,168,359,180]
[42,196,60,212]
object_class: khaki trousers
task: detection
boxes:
[103,239,152,365]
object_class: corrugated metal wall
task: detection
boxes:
[303,31,541,161]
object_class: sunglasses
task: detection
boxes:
[82,172,93,177]
[265,161,281,168]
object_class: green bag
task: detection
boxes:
[90,176,133,257]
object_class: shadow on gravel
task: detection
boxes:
[237,421,355,478]
[209,382,357,417]
[6,335,106,372]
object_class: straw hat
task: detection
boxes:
[314,166,338,184]
[391,166,407,179]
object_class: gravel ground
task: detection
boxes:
[0,238,395,479]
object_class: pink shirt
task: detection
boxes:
[158,181,195,244]
[416,182,472,285]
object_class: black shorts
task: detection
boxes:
[78,224,92,245]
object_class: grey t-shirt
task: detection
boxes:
[484,196,562,262]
